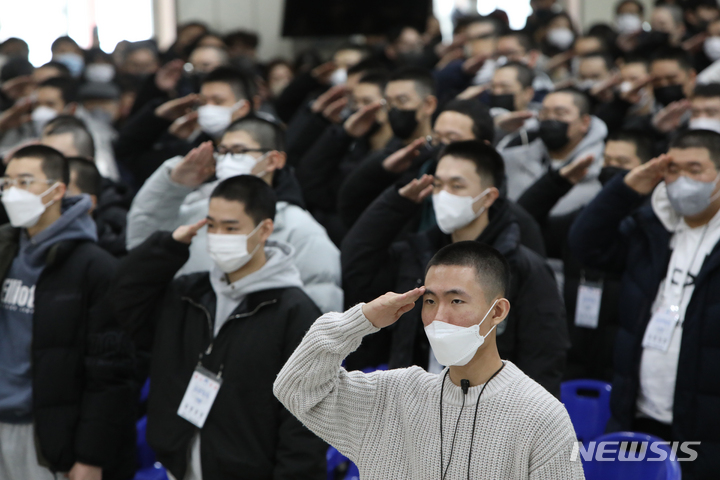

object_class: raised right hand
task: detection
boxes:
[624,154,670,195]
[155,59,185,93]
[495,111,534,132]
[0,97,33,132]
[344,101,383,138]
[362,287,426,329]
[382,137,426,174]
[399,174,434,204]
[311,85,348,114]
[311,61,338,85]
[172,219,208,245]
[155,94,200,121]
[170,141,216,188]
[652,100,691,133]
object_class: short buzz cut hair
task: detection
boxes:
[388,67,436,98]
[551,87,591,117]
[42,115,95,159]
[498,61,535,89]
[651,47,694,72]
[426,241,511,300]
[441,99,495,144]
[224,114,285,151]
[693,82,720,100]
[7,145,70,185]
[210,175,277,225]
[201,66,254,102]
[670,129,720,168]
[67,157,102,197]
[439,140,505,188]
[606,130,653,163]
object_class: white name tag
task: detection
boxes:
[575,282,603,329]
[642,307,679,352]
[177,366,223,428]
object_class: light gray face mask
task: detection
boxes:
[666,175,720,217]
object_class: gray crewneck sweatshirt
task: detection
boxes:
[0,195,96,423]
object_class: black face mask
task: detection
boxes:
[388,107,419,140]
[489,93,516,111]
[645,30,671,48]
[539,119,570,151]
[598,166,629,186]
[397,51,427,68]
[653,84,685,107]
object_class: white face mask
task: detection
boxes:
[424,299,499,367]
[206,222,263,273]
[689,117,720,134]
[214,152,268,180]
[704,37,720,62]
[1,183,59,228]
[32,106,58,133]
[330,68,348,86]
[547,28,575,50]
[197,101,246,138]
[85,63,115,83]
[616,14,643,35]
[433,189,491,235]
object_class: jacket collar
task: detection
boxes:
[180,273,283,314]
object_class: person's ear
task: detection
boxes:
[259,150,286,174]
[421,95,438,117]
[64,103,77,115]
[385,45,397,60]
[231,100,252,121]
[482,186,500,210]
[489,297,511,327]
[580,114,591,133]
[89,194,98,213]
[259,218,274,242]
[526,50,540,69]
[47,182,66,203]
[523,87,535,106]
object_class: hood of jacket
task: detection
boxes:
[651,181,682,232]
[209,240,304,301]
[22,194,97,268]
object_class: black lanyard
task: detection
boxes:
[439,362,506,480]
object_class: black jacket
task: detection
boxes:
[274,71,326,124]
[94,178,135,257]
[284,104,332,168]
[517,170,622,381]
[568,176,720,480]
[0,225,136,478]
[341,187,569,396]
[112,232,326,480]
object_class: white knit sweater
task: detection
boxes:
[274,304,585,479]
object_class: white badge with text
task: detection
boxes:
[575,281,603,329]
[642,306,679,352]
[177,366,223,428]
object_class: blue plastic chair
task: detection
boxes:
[139,377,151,403]
[345,462,359,480]
[327,446,349,480]
[582,432,682,480]
[561,379,612,443]
[136,416,156,469]
[133,463,168,480]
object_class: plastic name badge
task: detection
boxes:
[177,365,223,428]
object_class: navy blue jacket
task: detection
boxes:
[568,175,720,479]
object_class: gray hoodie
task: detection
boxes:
[209,240,304,336]
[0,195,96,423]
[498,115,608,216]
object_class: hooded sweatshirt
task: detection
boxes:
[174,240,304,480]
[498,115,607,216]
[0,195,97,423]
[636,183,720,424]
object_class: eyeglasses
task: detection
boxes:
[215,146,270,155]
[0,177,54,192]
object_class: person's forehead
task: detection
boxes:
[497,36,523,52]
[622,62,647,76]
[494,67,519,83]
[466,22,495,38]
[354,82,382,98]
[580,57,607,71]
[208,196,253,222]
[425,264,484,294]
[543,92,577,110]
[651,59,682,73]
[221,129,260,147]
[692,96,720,108]
[6,157,45,177]
[201,81,235,97]
[37,86,62,98]
[550,16,571,28]
[128,49,156,62]
[618,2,641,14]
[605,140,637,155]
[399,27,421,42]
[436,155,482,180]
[385,80,419,96]
[668,147,712,163]
[191,48,221,62]
[435,111,474,134]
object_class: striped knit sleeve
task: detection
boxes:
[528,404,586,480]
[273,303,381,461]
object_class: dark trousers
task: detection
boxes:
[633,417,674,441]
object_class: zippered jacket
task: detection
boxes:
[112,231,326,480]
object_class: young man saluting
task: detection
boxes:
[275,242,584,479]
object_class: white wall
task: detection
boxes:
[175,0,294,61]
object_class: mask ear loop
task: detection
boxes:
[252,151,272,178]
[478,299,500,339]
[246,221,266,257]
[470,187,493,220]
[40,182,60,208]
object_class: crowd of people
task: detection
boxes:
[0,0,720,478]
